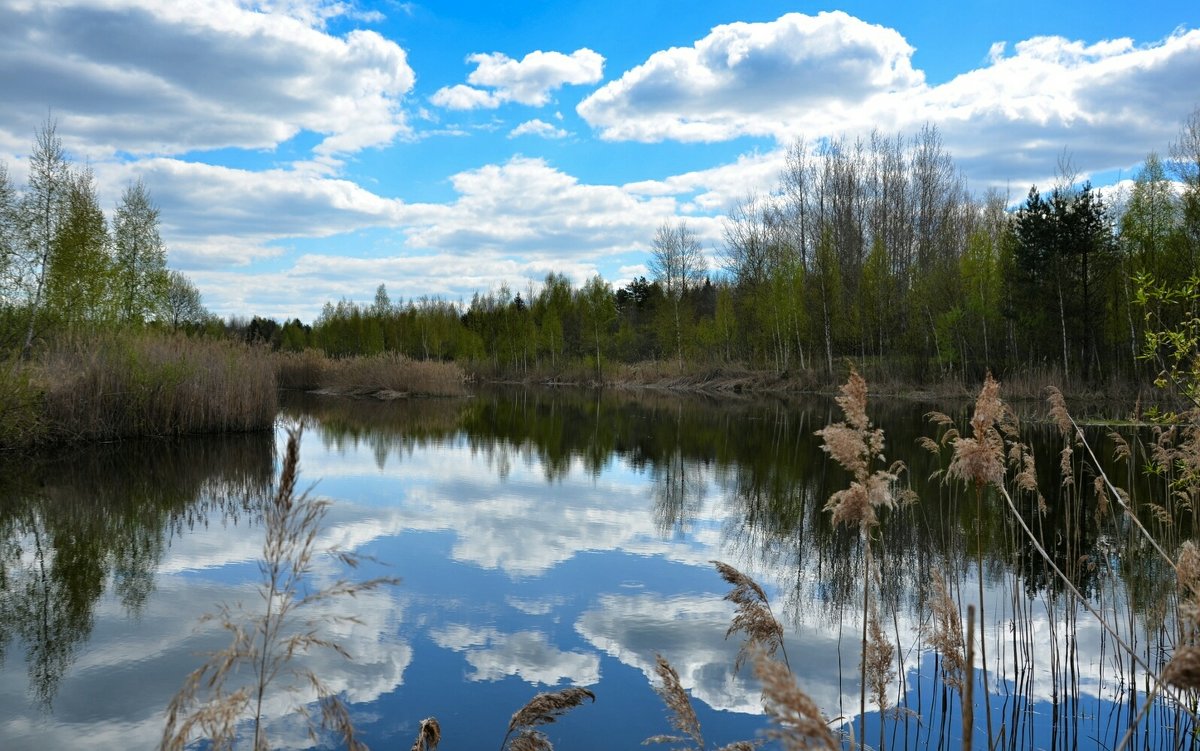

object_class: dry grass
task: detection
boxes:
[645,654,704,749]
[501,686,596,751]
[714,560,788,670]
[816,368,911,532]
[275,348,328,391]
[161,426,400,751]
[928,569,966,695]
[26,332,276,446]
[306,352,467,398]
[754,650,839,751]
[410,717,442,751]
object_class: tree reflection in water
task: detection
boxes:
[0,433,273,705]
[0,386,1189,748]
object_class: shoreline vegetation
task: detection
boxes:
[0,326,1180,452]
[0,332,470,451]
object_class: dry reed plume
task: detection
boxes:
[864,599,895,714]
[945,372,1007,491]
[500,686,595,751]
[645,652,759,751]
[645,654,705,749]
[713,560,788,670]
[927,570,966,695]
[161,425,400,751]
[815,367,911,532]
[410,716,442,751]
[754,649,839,751]
[817,368,910,749]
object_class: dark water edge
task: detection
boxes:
[0,386,1194,749]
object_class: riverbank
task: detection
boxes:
[1,338,470,451]
[276,349,467,398]
[467,359,1161,409]
[1,332,277,449]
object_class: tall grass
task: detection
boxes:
[1,332,277,449]
[277,350,467,398]
[39,332,277,441]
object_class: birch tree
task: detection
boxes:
[650,220,706,370]
[113,179,168,324]
[19,119,70,357]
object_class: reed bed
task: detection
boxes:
[278,350,467,398]
[2,332,277,448]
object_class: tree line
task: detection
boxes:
[0,120,208,357]
[261,113,1200,383]
[5,112,1197,386]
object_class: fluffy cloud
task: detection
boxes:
[429,625,600,686]
[402,156,688,257]
[575,593,765,714]
[577,12,921,142]
[917,29,1200,185]
[509,119,570,139]
[580,11,1200,188]
[432,48,604,110]
[0,0,413,159]
[93,158,409,268]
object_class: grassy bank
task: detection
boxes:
[1,332,277,449]
[0,338,470,450]
[276,350,467,398]
[467,357,1160,407]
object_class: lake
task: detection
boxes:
[0,386,1193,749]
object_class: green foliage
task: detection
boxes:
[46,167,115,327]
[0,360,46,447]
[1137,273,1200,407]
[113,179,169,325]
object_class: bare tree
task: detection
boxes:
[650,220,706,369]
[163,270,208,330]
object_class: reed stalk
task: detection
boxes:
[161,425,400,750]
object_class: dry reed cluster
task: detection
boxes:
[6,331,277,448]
[646,561,836,751]
[278,350,468,398]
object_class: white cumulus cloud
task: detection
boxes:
[0,0,414,160]
[432,48,604,110]
[577,11,921,142]
[509,119,570,139]
[579,11,1200,189]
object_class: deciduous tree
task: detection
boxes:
[113,179,168,324]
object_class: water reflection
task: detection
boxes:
[0,434,273,706]
[0,387,1191,749]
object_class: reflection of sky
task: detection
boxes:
[0,411,1186,750]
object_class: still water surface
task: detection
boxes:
[0,387,1191,749]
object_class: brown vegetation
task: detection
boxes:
[2,331,276,449]
[277,350,467,398]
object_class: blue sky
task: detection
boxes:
[1,0,1198,321]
